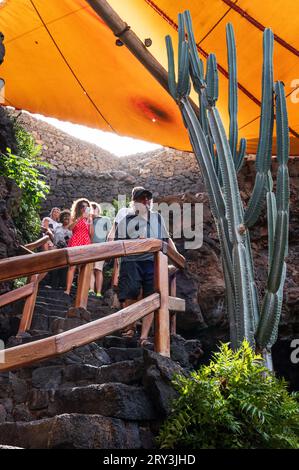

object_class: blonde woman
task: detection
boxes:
[41,207,61,250]
[64,198,94,295]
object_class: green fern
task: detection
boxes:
[157,341,299,449]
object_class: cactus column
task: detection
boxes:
[165,11,289,363]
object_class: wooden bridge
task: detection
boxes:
[0,237,185,372]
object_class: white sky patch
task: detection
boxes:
[31,113,162,157]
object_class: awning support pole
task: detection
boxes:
[86,0,199,115]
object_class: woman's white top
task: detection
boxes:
[41,217,61,232]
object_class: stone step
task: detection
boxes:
[33,343,112,369]
[102,335,139,349]
[33,305,67,318]
[30,329,55,337]
[0,413,154,449]
[35,295,111,314]
[107,347,146,363]
[48,383,157,421]
[0,349,185,447]
[31,314,62,332]
[38,287,75,298]
[36,296,70,307]
[30,359,144,391]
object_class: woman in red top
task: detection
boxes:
[64,198,94,295]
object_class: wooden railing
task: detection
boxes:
[0,239,185,372]
[0,236,50,336]
[21,235,50,252]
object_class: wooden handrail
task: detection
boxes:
[24,235,50,251]
[169,296,185,313]
[0,239,184,283]
[67,239,162,265]
[0,282,35,309]
[19,245,35,255]
[0,237,186,367]
[0,249,69,282]
[162,242,185,269]
[0,293,160,372]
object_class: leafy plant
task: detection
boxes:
[13,277,27,289]
[158,341,299,449]
[0,123,50,243]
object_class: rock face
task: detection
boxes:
[0,107,22,295]
[0,108,17,155]
[0,38,17,154]
[0,179,22,296]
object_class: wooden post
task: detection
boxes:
[18,274,39,335]
[154,251,170,357]
[170,273,177,335]
[111,258,119,288]
[75,263,93,309]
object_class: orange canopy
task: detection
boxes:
[0,0,298,154]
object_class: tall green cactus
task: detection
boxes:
[165,11,289,362]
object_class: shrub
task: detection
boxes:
[0,122,50,243]
[158,341,299,449]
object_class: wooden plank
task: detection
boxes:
[169,296,185,312]
[111,258,119,288]
[0,250,69,282]
[67,241,125,265]
[19,245,34,255]
[0,282,35,308]
[154,252,170,357]
[57,293,160,353]
[163,242,185,269]
[37,272,48,284]
[170,273,177,336]
[0,293,160,372]
[0,336,58,372]
[68,239,161,266]
[18,275,39,335]
[168,265,179,277]
[123,239,162,257]
[0,240,165,284]
[25,236,50,251]
[75,263,93,309]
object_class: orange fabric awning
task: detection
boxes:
[0,0,298,154]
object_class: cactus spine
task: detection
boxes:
[165,11,289,359]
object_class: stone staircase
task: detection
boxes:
[0,286,203,449]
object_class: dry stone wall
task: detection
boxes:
[8,111,204,213]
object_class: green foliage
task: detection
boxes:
[101,196,131,219]
[13,277,27,289]
[0,123,50,243]
[158,341,299,449]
